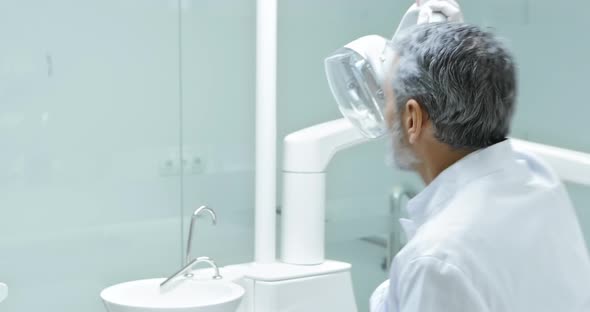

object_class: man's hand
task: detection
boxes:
[417,0,464,24]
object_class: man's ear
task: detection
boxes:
[404,99,425,144]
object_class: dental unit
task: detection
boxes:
[210,2,590,311]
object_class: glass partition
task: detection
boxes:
[0,1,182,311]
[179,0,256,267]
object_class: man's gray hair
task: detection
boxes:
[391,23,517,150]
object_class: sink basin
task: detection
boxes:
[101,278,245,312]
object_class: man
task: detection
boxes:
[370,12,590,312]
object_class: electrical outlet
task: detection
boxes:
[158,154,205,177]
[184,155,205,175]
[159,157,180,177]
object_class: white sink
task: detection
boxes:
[101,278,244,312]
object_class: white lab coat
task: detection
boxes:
[370,139,590,312]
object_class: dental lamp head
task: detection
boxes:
[324,4,447,139]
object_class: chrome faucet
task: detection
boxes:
[185,205,217,266]
[160,256,223,289]
[159,206,220,291]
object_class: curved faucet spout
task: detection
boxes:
[185,206,217,266]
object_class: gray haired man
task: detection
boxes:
[370,17,590,312]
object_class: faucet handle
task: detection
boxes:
[160,256,223,290]
[195,256,223,280]
[183,257,222,280]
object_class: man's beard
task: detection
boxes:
[385,117,420,170]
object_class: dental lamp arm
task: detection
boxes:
[283,118,370,173]
[393,0,462,39]
[281,118,370,265]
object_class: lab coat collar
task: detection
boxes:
[400,139,520,239]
